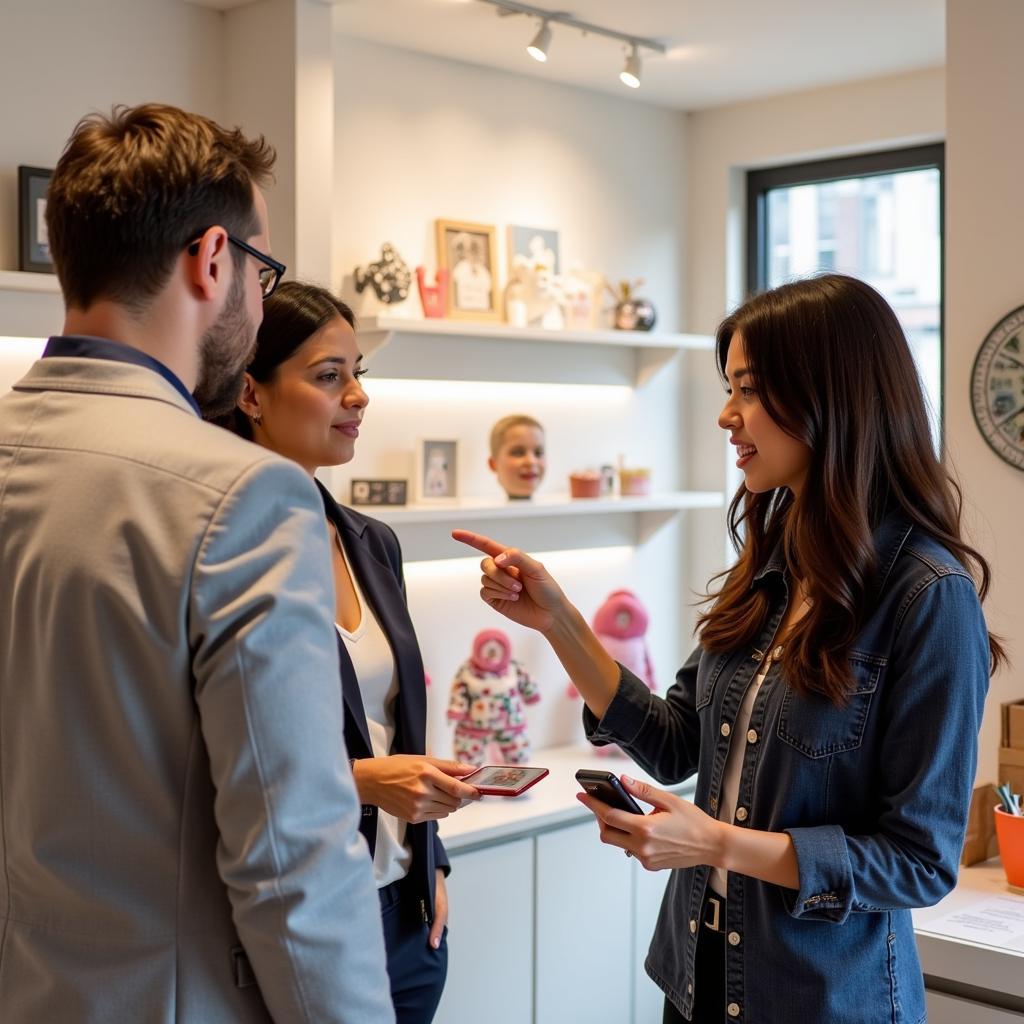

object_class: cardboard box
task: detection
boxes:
[961,783,1000,866]
[1001,699,1024,750]
[999,745,1024,796]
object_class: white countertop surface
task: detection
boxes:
[912,858,1024,998]
[437,743,696,851]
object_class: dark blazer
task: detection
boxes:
[317,481,449,925]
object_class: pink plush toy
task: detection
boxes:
[448,629,540,767]
[568,590,655,756]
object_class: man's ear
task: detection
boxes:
[236,372,261,420]
[187,227,230,301]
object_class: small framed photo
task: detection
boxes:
[350,479,408,507]
[18,166,54,273]
[415,439,458,501]
[508,225,560,275]
[436,219,500,321]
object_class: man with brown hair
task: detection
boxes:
[0,104,393,1023]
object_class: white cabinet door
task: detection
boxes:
[633,863,670,1023]
[926,990,1024,1023]
[535,820,633,1024]
[436,838,535,1024]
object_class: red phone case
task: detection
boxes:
[465,766,549,796]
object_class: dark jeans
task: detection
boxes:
[663,896,725,1024]
[380,880,448,1024]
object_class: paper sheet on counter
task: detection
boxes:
[920,894,1024,948]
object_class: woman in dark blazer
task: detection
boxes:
[217,280,480,1023]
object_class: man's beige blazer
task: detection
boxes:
[0,357,393,1023]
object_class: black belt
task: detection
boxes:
[703,893,725,932]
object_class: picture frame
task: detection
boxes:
[414,439,459,501]
[507,225,560,275]
[350,479,408,507]
[435,219,500,321]
[18,166,54,273]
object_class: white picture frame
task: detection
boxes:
[414,438,459,501]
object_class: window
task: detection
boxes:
[747,144,944,450]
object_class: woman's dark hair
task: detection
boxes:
[697,273,1005,704]
[218,280,355,439]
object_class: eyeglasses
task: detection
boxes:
[187,233,286,300]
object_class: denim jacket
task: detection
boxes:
[584,515,989,1023]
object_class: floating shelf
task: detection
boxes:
[372,490,724,526]
[355,316,714,387]
[357,315,713,353]
[362,491,726,562]
[0,270,60,294]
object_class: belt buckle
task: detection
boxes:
[704,895,722,932]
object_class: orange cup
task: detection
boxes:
[994,807,1024,891]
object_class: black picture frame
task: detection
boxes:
[18,166,54,273]
[350,479,408,507]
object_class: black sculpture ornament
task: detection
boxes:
[354,242,412,304]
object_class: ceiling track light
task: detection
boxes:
[478,0,666,90]
[527,18,551,62]
[620,43,641,89]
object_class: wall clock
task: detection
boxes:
[971,304,1024,470]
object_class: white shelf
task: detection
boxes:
[357,314,713,353]
[355,315,714,387]
[437,743,696,852]
[372,490,724,526]
[0,270,60,294]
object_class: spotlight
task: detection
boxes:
[527,19,551,62]
[620,43,641,88]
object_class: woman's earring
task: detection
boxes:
[251,411,263,426]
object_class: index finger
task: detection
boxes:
[577,792,645,834]
[451,529,508,558]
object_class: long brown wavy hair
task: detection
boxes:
[696,274,1005,704]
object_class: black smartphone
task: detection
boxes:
[575,769,645,814]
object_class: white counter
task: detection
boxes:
[437,743,696,852]
[912,858,1024,1018]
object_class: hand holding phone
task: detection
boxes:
[575,769,645,814]
[463,765,549,796]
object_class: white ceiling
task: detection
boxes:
[332,0,945,111]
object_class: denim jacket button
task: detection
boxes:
[728,931,741,945]
[721,722,731,737]
[689,918,697,934]
[728,1002,741,1017]
[746,729,758,743]
[687,983,693,994]
[772,645,784,660]
[735,807,748,822]
[710,796,718,812]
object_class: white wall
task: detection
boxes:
[329,36,716,757]
[331,36,687,331]
[945,0,1024,786]
[0,0,225,274]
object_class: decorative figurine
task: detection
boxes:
[354,242,411,304]
[568,590,655,756]
[488,415,546,499]
[608,279,656,331]
[416,265,449,318]
[448,629,541,766]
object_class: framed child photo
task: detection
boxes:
[435,219,500,322]
[415,439,459,502]
[18,166,54,273]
